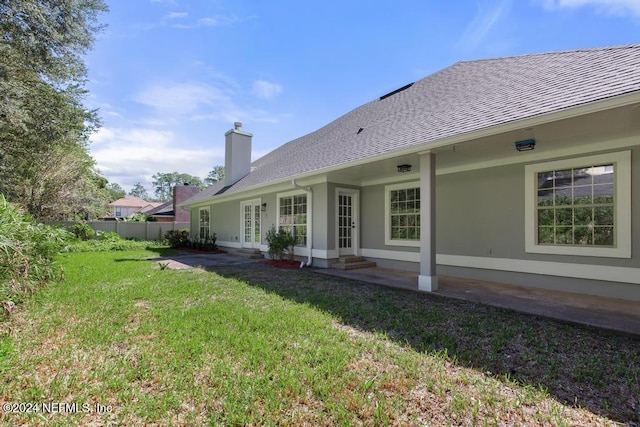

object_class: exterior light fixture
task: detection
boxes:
[397,164,412,173]
[515,139,535,151]
[261,202,267,212]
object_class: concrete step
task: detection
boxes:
[332,260,377,270]
[235,248,264,259]
[339,256,364,263]
[332,255,377,270]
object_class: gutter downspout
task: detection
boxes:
[291,180,313,267]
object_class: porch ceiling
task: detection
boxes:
[324,102,640,186]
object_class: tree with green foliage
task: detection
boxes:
[0,0,109,220]
[152,172,204,201]
[105,183,126,202]
[129,182,150,200]
[205,165,225,186]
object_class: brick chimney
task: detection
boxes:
[224,122,252,187]
[173,183,201,222]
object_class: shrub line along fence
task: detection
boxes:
[48,221,190,241]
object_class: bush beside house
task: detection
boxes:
[265,226,295,261]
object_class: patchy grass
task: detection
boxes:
[0,249,638,426]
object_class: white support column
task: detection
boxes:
[418,152,438,292]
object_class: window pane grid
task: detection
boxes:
[536,164,614,247]
[390,187,420,241]
[279,194,307,246]
[243,205,252,243]
[338,194,352,249]
[254,205,261,243]
[199,209,210,240]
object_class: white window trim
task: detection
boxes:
[385,181,421,248]
[276,190,309,247]
[198,207,211,241]
[524,150,631,258]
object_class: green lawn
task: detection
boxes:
[1,249,638,426]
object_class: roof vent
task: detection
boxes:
[379,82,414,100]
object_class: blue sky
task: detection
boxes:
[87,0,640,193]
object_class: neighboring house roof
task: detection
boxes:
[145,201,174,217]
[139,202,164,213]
[108,196,153,208]
[184,44,640,206]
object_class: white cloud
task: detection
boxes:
[251,80,283,100]
[541,0,640,16]
[170,15,241,29]
[90,127,225,191]
[458,0,512,49]
[133,80,287,125]
[134,82,231,116]
[164,11,188,20]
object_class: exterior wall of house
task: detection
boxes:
[114,206,141,218]
[434,147,640,300]
[436,164,525,259]
[358,181,421,271]
[353,147,640,299]
[312,183,330,255]
[189,183,332,264]
[260,192,278,240]
[211,201,241,245]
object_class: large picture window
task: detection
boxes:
[278,193,307,246]
[536,165,614,246]
[525,151,631,258]
[199,208,210,241]
[385,181,420,247]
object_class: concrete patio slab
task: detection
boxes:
[317,267,640,337]
[155,252,262,270]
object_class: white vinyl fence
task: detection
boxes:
[50,221,190,241]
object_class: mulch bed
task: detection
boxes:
[259,259,303,269]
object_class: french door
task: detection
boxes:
[240,200,261,248]
[337,189,359,256]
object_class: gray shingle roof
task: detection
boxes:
[186,44,640,205]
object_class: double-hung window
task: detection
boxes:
[385,181,421,247]
[278,192,307,246]
[525,151,631,258]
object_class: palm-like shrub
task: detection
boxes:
[0,195,70,315]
